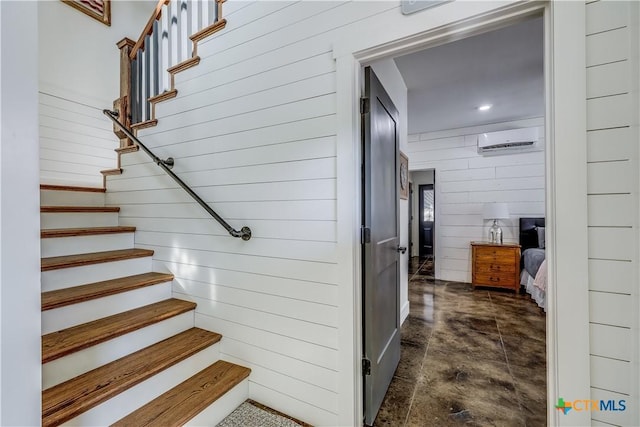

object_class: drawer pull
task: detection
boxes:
[490,277,500,282]
[490,265,501,271]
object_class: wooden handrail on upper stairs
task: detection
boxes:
[113,0,227,148]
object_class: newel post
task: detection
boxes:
[115,37,135,147]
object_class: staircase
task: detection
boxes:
[40,184,250,426]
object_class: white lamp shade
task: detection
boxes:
[483,202,509,220]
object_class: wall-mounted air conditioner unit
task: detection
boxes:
[477,127,539,155]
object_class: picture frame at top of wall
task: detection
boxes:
[399,151,409,200]
[61,0,111,26]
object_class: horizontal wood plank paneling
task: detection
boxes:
[134,231,338,263]
[165,261,338,306]
[590,324,631,361]
[587,94,631,130]
[586,27,629,67]
[589,259,633,294]
[39,92,118,187]
[407,119,545,279]
[195,314,338,372]
[144,246,339,285]
[587,60,629,99]
[585,3,639,417]
[123,216,337,242]
[590,355,632,395]
[587,194,633,227]
[586,0,628,36]
[589,292,632,328]
[183,294,338,349]
[587,127,635,163]
[175,278,337,327]
[587,228,634,261]
[587,161,633,194]
[221,338,337,392]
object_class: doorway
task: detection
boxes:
[418,184,434,258]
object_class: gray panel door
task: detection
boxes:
[362,66,401,426]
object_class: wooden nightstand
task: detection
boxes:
[471,242,521,292]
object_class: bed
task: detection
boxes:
[519,217,546,311]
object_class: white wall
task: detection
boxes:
[0,1,42,424]
[38,0,151,187]
[368,57,410,323]
[584,2,639,425]
[407,118,545,282]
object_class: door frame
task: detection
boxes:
[334,2,590,426]
[418,183,435,258]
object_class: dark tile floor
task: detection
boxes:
[374,257,547,427]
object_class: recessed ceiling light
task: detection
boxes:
[477,104,492,111]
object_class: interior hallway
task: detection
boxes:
[374,257,547,426]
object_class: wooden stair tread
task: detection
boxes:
[40,184,105,193]
[41,226,136,238]
[41,248,153,271]
[42,272,175,311]
[112,360,250,427]
[42,298,195,363]
[41,206,120,213]
[42,328,221,427]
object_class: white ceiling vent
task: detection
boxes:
[477,127,539,155]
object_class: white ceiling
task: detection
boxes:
[394,17,544,135]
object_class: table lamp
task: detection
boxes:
[483,202,509,244]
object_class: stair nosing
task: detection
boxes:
[40,184,106,193]
[41,248,153,271]
[42,298,196,364]
[42,272,175,311]
[42,328,221,427]
[41,226,136,239]
[111,360,250,427]
[41,206,121,213]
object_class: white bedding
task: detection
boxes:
[520,267,546,311]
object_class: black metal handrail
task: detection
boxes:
[103,109,252,241]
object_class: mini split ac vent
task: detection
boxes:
[477,127,539,155]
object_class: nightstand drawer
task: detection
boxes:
[474,272,515,286]
[475,260,516,273]
[474,247,514,261]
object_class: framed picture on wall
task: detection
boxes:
[399,151,409,200]
[61,0,111,26]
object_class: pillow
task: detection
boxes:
[536,226,546,249]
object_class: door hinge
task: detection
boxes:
[361,226,371,244]
[362,358,371,376]
[360,97,370,114]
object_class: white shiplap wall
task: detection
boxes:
[39,88,118,187]
[407,118,545,283]
[105,2,411,425]
[38,1,151,187]
[585,2,639,425]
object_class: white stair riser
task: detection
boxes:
[186,378,249,426]
[42,281,173,334]
[41,233,134,258]
[40,190,105,207]
[42,257,152,291]
[43,311,196,389]
[61,344,220,426]
[41,212,119,229]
